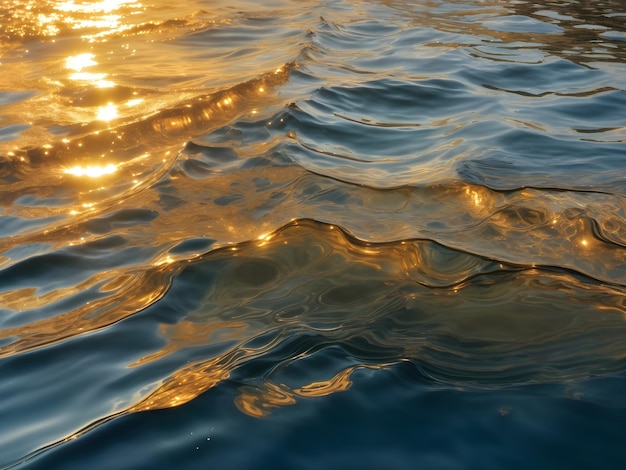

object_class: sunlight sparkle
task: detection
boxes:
[64,164,117,178]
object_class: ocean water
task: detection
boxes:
[1,0,625,468]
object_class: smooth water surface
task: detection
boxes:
[1,0,625,468]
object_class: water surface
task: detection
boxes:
[1,0,625,468]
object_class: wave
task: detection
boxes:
[2,211,624,364]
[2,217,625,468]
[1,1,625,468]
[2,160,625,358]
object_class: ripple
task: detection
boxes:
[1,1,625,468]
[482,15,565,34]
[126,220,626,407]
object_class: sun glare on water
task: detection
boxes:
[56,0,140,15]
[64,163,118,178]
[65,53,116,88]
[65,53,96,71]
[97,103,119,121]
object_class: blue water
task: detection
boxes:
[1,0,625,468]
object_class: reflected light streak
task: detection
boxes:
[49,1,143,42]
[56,0,139,14]
[125,98,144,107]
[235,365,386,418]
[66,54,115,87]
[465,186,483,207]
[69,72,115,88]
[69,17,124,30]
[64,163,117,177]
[66,53,96,71]
[155,256,174,266]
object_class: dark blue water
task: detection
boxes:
[1,0,625,468]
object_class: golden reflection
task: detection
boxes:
[10,0,144,42]
[257,232,274,246]
[96,103,119,122]
[235,383,297,418]
[35,11,62,37]
[130,358,232,412]
[55,0,141,37]
[72,73,115,88]
[131,320,250,367]
[2,175,625,422]
[56,0,139,14]
[65,53,96,71]
[125,98,144,108]
[66,53,116,88]
[294,365,376,397]
[64,163,117,177]
[0,265,173,359]
[234,365,385,418]
[464,185,488,208]
[154,255,174,266]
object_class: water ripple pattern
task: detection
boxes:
[0,0,625,469]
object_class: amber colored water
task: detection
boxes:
[1,1,625,468]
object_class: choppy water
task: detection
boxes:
[1,0,626,468]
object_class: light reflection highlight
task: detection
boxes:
[66,53,116,88]
[70,73,115,88]
[65,53,96,71]
[56,0,140,15]
[64,163,117,177]
[97,103,119,122]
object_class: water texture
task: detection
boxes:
[1,0,625,468]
